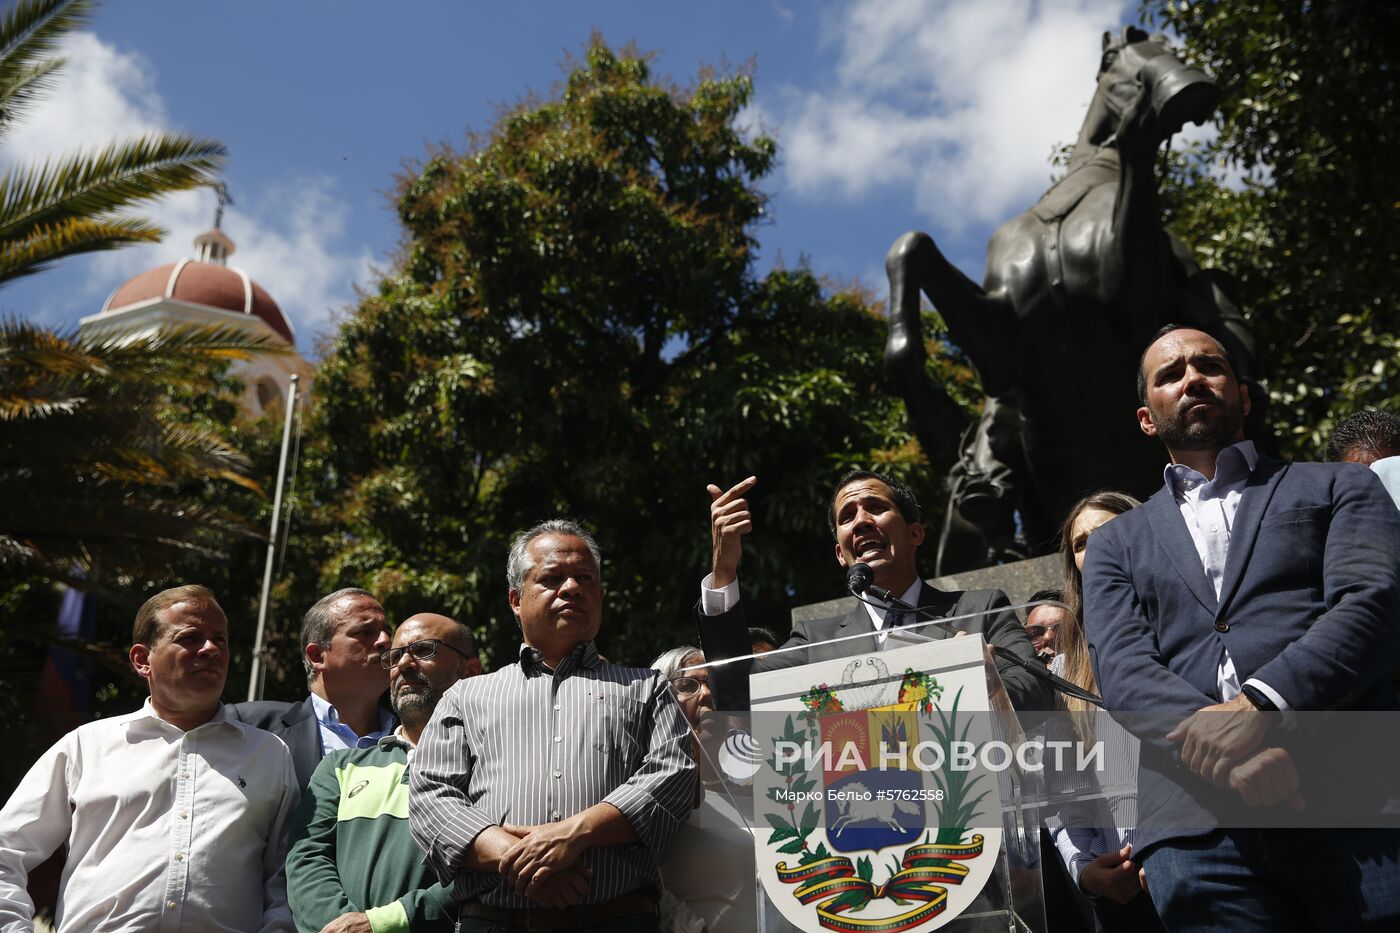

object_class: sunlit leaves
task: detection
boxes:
[296,41,944,667]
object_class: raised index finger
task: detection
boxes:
[710,475,757,506]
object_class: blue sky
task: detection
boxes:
[2,0,1139,354]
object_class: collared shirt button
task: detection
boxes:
[551,810,562,820]
[553,735,562,742]
[179,810,188,819]
[174,853,184,861]
[553,704,561,711]
[553,770,562,778]
[166,900,177,910]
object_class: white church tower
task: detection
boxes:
[78,187,310,417]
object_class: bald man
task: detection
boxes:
[287,614,482,933]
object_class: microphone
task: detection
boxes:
[846,562,894,601]
[845,562,1104,707]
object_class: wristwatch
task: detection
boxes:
[1240,683,1278,713]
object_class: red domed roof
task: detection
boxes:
[103,258,293,344]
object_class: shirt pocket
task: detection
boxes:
[586,692,647,761]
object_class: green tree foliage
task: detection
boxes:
[1145,0,1400,455]
[0,319,282,586]
[0,0,245,797]
[0,321,285,797]
[292,43,962,671]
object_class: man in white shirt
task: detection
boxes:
[0,584,299,932]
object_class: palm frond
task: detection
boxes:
[0,0,92,104]
[0,55,62,138]
[0,316,98,417]
[0,314,89,363]
[0,532,35,565]
[0,388,84,419]
[84,319,291,362]
[0,134,226,245]
[159,424,261,492]
[0,214,161,283]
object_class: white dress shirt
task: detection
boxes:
[1369,455,1400,510]
[1162,440,1289,712]
[0,700,299,932]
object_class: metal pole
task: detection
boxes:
[248,373,300,701]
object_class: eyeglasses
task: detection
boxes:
[668,676,707,698]
[379,638,474,669]
[1026,624,1060,640]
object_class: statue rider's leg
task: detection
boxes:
[940,395,1026,573]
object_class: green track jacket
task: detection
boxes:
[286,734,455,933]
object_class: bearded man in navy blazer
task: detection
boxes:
[1084,325,1400,931]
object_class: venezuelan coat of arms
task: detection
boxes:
[751,637,1004,932]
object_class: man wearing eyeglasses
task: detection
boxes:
[286,613,482,933]
[1024,589,1069,666]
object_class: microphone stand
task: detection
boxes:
[850,586,1105,709]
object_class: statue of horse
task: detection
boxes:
[885,26,1259,573]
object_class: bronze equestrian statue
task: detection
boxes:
[885,27,1259,574]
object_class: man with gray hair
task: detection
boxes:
[410,519,696,931]
[1326,408,1400,510]
[232,588,395,789]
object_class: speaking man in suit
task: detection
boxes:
[1083,325,1400,930]
[695,471,1050,713]
[232,588,396,790]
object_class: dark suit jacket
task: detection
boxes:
[228,696,323,792]
[696,580,1051,714]
[1083,457,1400,854]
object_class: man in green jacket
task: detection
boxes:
[287,612,482,933]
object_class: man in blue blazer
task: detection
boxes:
[229,588,396,790]
[1084,325,1400,930]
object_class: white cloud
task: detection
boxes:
[767,0,1130,232]
[0,33,373,352]
[0,32,167,161]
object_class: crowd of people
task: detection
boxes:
[2,324,1398,933]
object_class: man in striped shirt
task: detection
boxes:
[409,520,696,932]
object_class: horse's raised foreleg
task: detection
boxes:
[885,231,1011,462]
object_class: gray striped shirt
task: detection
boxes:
[408,640,696,906]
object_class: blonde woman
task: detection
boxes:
[1048,491,1165,932]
